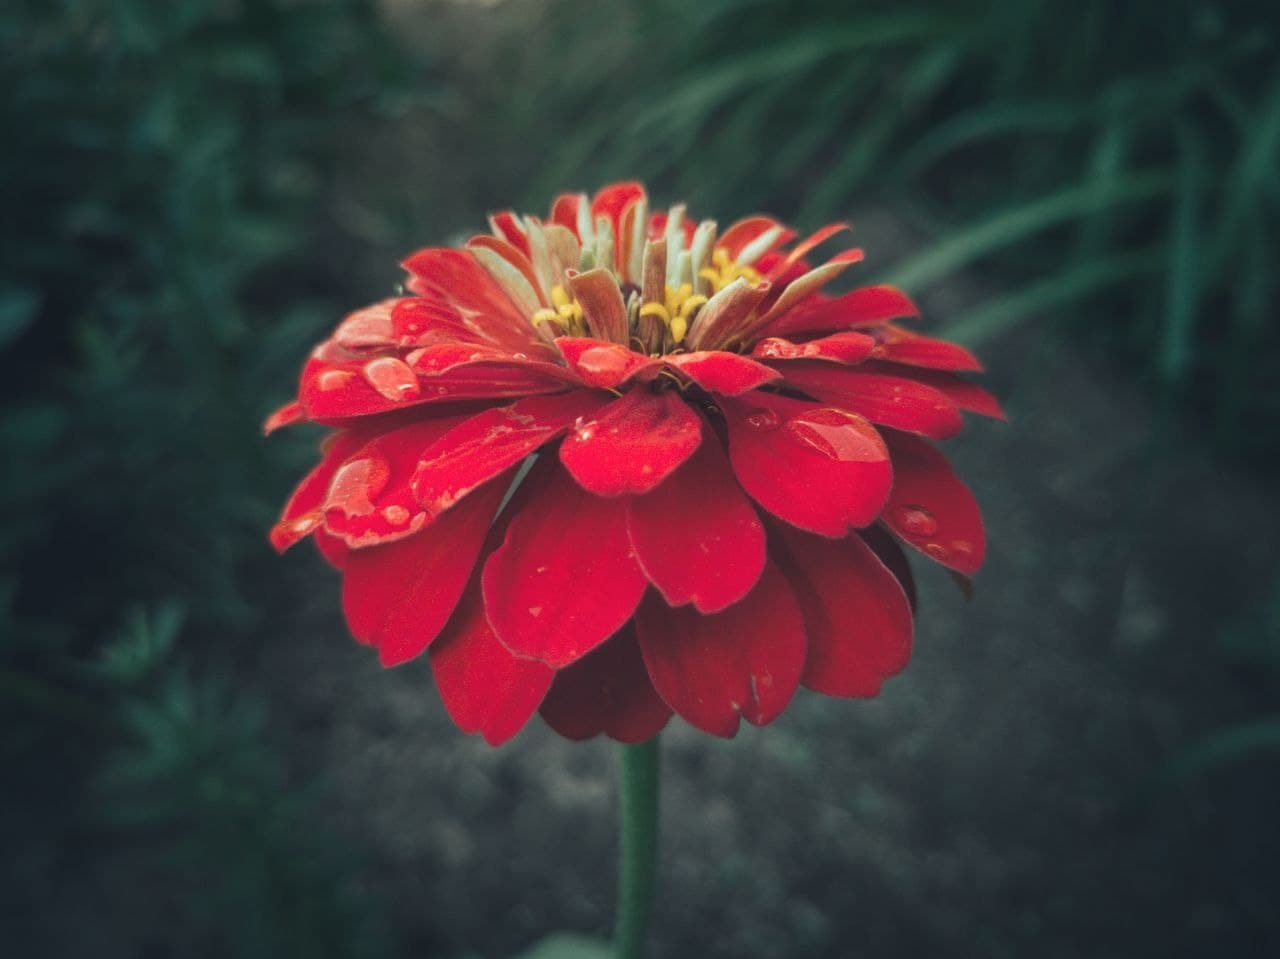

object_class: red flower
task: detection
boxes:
[268,182,1001,744]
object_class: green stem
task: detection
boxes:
[613,736,660,959]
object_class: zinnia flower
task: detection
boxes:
[268,182,1001,745]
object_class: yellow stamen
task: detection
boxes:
[531,308,571,332]
[701,248,763,294]
[678,294,708,319]
[533,284,587,336]
[638,302,670,323]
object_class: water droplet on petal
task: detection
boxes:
[325,457,390,516]
[924,542,950,561]
[380,504,411,526]
[317,369,355,391]
[787,409,883,462]
[361,357,421,402]
[512,352,528,360]
[895,504,939,536]
[576,345,629,378]
[290,515,321,536]
[951,539,974,557]
[744,408,781,431]
[572,416,598,442]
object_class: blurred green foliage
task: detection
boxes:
[1,1,412,954]
[508,0,1278,461]
[2,0,1277,954]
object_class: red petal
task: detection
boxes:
[721,392,892,537]
[872,363,1006,420]
[341,474,507,667]
[539,627,671,743]
[591,182,647,230]
[663,351,781,396]
[556,337,663,390]
[313,531,349,570]
[263,400,305,435]
[767,285,920,339]
[549,194,584,237]
[872,326,983,372]
[882,431,986,575]
[467,234,549,311]
[718,217,796,259]
[773,524,913,698]
[559,388,702,496]
[859,524,917,611]
[400,248,543,355]
[635,564,806,737]
[322,415,471,548]
[430,569,554,746]
[781,363,964,439]
[766,222,851,279]
[752,331,877,365]
[626,427,765,613]
[270,430,371,553]
[412,391,609,515]
[482,461,648,667]
[488,211,531,258]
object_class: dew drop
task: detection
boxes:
[290,515,321,536]
[362,357,421,402]
[512,352,528,360]
[317,369,355,392]
[895,504,939,536]
[380,504,411,526]
[744,408,781,431]
[572,416,598,442]
[951,539,974,557]
[576,345,629,378]
[924,542,950,561]
[326,458,390,515]
[787,409,882,462]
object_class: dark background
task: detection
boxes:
[3,1,1279,957]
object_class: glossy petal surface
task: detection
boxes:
[412,391,609,515]
[782,363,964,439]
[636,564,806,737]
[722,392,891,537]
[341,474,507,667]
[560,389,702,496]
[323,415,470,547]
[430,570,554,746]
[752,331,877,365]
[774,525,913,697]
[556,337,662,389]
[663,351,781,395]
[882,431,986,575]
[482,462,647,667]
[626,428,765,613]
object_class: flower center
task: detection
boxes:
[530,247,763,350]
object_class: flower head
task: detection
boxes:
[268,182,1001,744]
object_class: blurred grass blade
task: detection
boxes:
[1158,124,1203,386]
[883,170,1173,292]
[941,250,1162,345]
[1147,719,1280,797]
